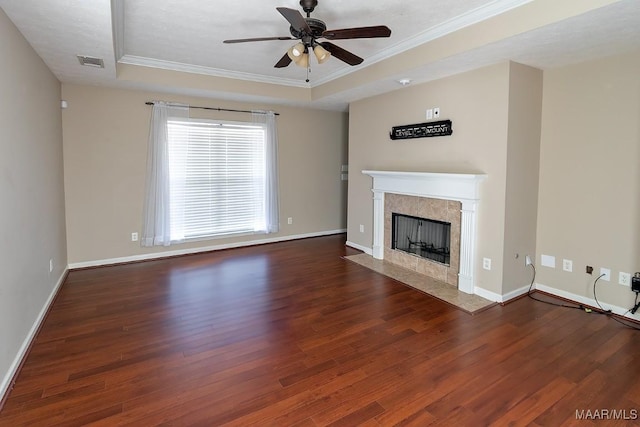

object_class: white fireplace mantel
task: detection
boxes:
[362,170,487,295]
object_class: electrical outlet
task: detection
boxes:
[619,272,631,287]
[562,259,573,272]
[131,232,138,242]
[525,255,532,266]
[287,217,293,225]
[426,109,433,119]
[359,224,364,233]
[483,257,491,270]
[599,267,611,281]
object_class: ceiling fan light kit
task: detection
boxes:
[313,44,331,64]
[223,0,391,75]
[297,52,310,68]
[288,42,305,59]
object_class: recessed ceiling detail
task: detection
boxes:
[0,0,639,111]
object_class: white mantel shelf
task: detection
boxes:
[362,170,486,202]
[362,170,487,295]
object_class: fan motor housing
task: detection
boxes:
[300,0,318,15]
[290,18,326,39]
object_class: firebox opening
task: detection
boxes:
[392,213,451,265]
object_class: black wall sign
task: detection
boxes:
[389,119,453,140]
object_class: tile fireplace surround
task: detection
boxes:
[385,193,461,287]
[362,170,486,295]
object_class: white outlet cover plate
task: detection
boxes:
[562,259,573,272]
[541,254,556,268]
[600,267,611,281]
[619,271,631,286]
[483,257,491,270]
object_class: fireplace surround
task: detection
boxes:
[363,170,486,294]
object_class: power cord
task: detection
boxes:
[526,263,596,312]
[587,272,640,330]
[592,273,612,314]
[526,263,640,330]
[631,293,640,315]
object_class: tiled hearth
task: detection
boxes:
[345,253,495,313]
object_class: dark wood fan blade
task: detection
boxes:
[274,53,292,68]
[223,36,294,44]
[276,7,312,34]
[319,42,363,66]
[322,25,391,40]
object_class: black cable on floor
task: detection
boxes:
[593,275,640,331]
[527,263,590,311]
[526,263,640,330]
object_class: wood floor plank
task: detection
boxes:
[2,234,639,426]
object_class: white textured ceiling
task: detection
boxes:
[1,0,639,110]
[119,0,496,85]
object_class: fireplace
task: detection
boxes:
[392,213,451,265]
[384,193,461,287]
[362,170,486,294]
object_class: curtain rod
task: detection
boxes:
[144,101,279,116]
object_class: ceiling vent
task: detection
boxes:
[77,55,104,68]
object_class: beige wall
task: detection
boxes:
[61,84,348,264]
[348,61,544,297]
[502,63,543,294]
[537,51,640,309]
[0,9,67,393]
[347,62,512,295]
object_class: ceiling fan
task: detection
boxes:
[223,0,391,69]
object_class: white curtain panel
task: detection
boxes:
[141,102,189,247]
[253,111,280,234]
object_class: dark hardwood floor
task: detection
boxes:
[1,234,639,426]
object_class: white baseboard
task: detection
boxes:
[535,282,640,321]
[474,284,530,303]
[345,241,372,255]
[474,286,503,302]
[1,268,68,402]
[502,284,532,302]
[69,229,347,269]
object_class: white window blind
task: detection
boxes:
[167,118,267,241]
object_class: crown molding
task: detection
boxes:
[118,55,311,88]
[111,0,125,61]
[112,0,532,89]
[312,0,533,86]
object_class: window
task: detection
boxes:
[142,102,278,248]
[167,118,269,241]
